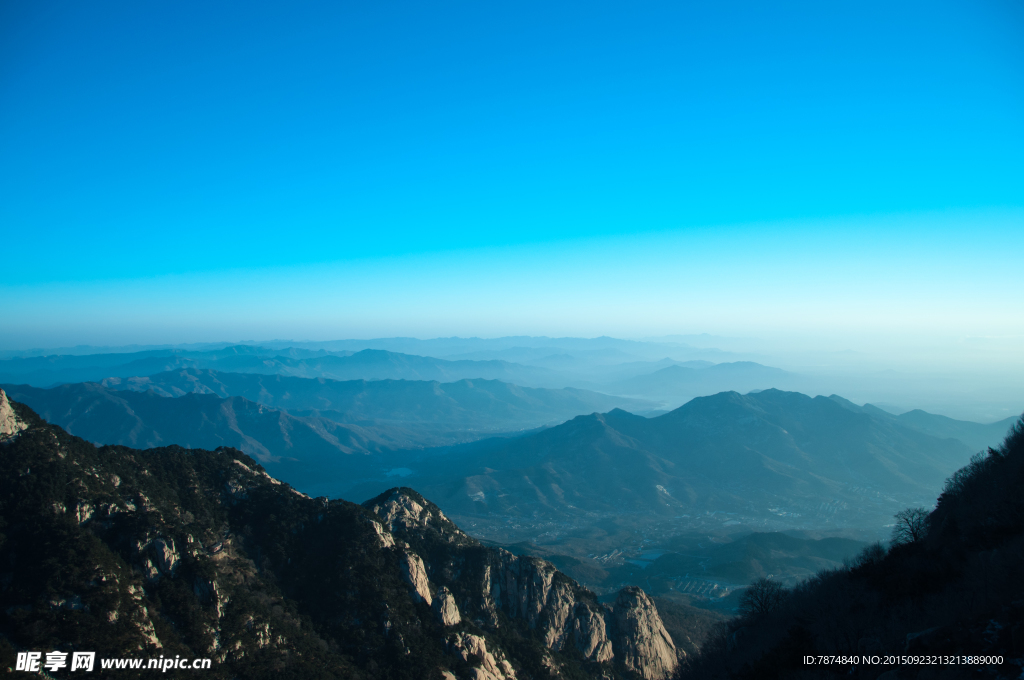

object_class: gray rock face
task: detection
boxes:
[399,551,432,605]
[482,550,560,628]
[367,488,466,543]
[0,389,27,441]
[433,586,461,626]
[372,490,433,530]
[480,549,618,663]
[75,501,94,525]
[448,632,517,680]
[365,517,396,548]
[572,602,614,663]
[612,587,678,680]
[151,538,180,575]
[368,489,677,677]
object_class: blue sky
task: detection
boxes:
[1,0,1022,351]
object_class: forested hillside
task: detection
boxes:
[681,417,1024,679]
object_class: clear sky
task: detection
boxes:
[2,0,1023,357]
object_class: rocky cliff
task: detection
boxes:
[0,397,678,679]
[364,487,680,678]
[611,588,678,680]
[0,388,27,441]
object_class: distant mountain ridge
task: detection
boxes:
[828,394,1017,452]
[0,343,776,398]
[98,368,655,427]
[0,335,738,363]
[403,389,977,532]
[0,345,344,387]
[0,346,564,388]
[0,382,415,490]
[3,337,1018,423]
[1,376,654,493]
[7,376,999,536]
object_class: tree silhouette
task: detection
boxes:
[891,507,929,545]
[739,577,786,616]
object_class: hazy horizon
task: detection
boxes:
[1,333,1021,423]
[3,1,1022,418]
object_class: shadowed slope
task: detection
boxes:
[417,390,973,529]
[681,416,1024,679]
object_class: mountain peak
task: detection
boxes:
[363,487,471,545]
[0,388,27,441]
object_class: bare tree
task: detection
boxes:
[739,577,786,616]
[891,507,929,545]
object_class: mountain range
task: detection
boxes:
[0,390,682,680]
[0,377,657,491]
[5,336,1021,423]
[829,394,1018,452]
[8,376,1012,538]
[0,344,795,405]
[0,347,554,389]
[399,390,986,534]
[97,368,656,426]
[0,382,411,490]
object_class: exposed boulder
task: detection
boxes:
[433,586,461,626]
[449,632,517,680]
[370,489,433,531]
[150,538,180,575]
[365,517,396,548]
[399,551,432,605]
[75,501,94,524]
[612,587,678,680]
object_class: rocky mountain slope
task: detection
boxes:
[410,390,975,531]
[0,390,680,679]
